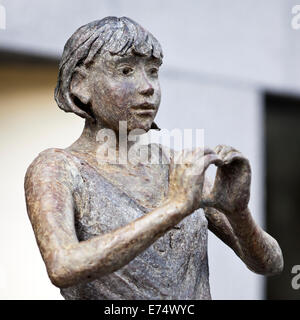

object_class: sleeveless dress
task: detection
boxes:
[53,148,211,300]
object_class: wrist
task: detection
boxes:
[226,206,251,227]
[163,197,190,217]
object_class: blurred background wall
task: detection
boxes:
[0,0,299,299]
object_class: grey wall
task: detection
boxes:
[1,0,300,92]
[1,0,299,299]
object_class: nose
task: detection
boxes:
[140,86,154,96]
[139,76,154,97]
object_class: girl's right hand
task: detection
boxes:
[167,148,222,215]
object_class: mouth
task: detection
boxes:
[131,103,157,116]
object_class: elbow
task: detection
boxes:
[264,241,284,276]
[250,248,284,276]
[255,235,284,276]
[47,263,74,288]
[46,250,77,288]
[48,265,88,289]
[46,249,100,288]
[48,270,68,288]
[264,251,284,276]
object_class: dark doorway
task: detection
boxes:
[265,93,300,299]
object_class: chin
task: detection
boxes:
[128,119,153,133]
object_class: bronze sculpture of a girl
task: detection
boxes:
[24,17,283,300]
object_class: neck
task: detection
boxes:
[67,119,142,155]
[67,119,108,154]
[81,119,106,141]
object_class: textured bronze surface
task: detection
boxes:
[24,17,283,300]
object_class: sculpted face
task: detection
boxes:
[87,50,162,132]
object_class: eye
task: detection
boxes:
[149,67,159,77]
[122,67,133,76]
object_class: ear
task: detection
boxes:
[70,66,91,104]
[66,66,95,121]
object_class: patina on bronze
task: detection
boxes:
[24,17,283,300]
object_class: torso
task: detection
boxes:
[53,146,211,300]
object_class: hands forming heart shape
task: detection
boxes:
[168,144,251,217]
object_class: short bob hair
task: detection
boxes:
[54,16,163,123]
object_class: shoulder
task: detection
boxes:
[24,148,81,190]
[25,148,73,177]
[27,148,67,167]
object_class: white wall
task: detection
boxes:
[1,0,299,299]
[0,66,81,299]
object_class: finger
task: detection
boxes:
[180,147,215,165]
[223,151,244,164]
[203,147,215,155]
[191,154,221,172]
[224,152,250,168]
[203,154,223,171]
[214,145,223,154]
[189,147,215,158]
[185,154,221,178]
[218,146,232,160]
[215,145,239,161]
[189,147,215,165]
[173,149,190,165]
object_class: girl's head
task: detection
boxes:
[55,16,163,132]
